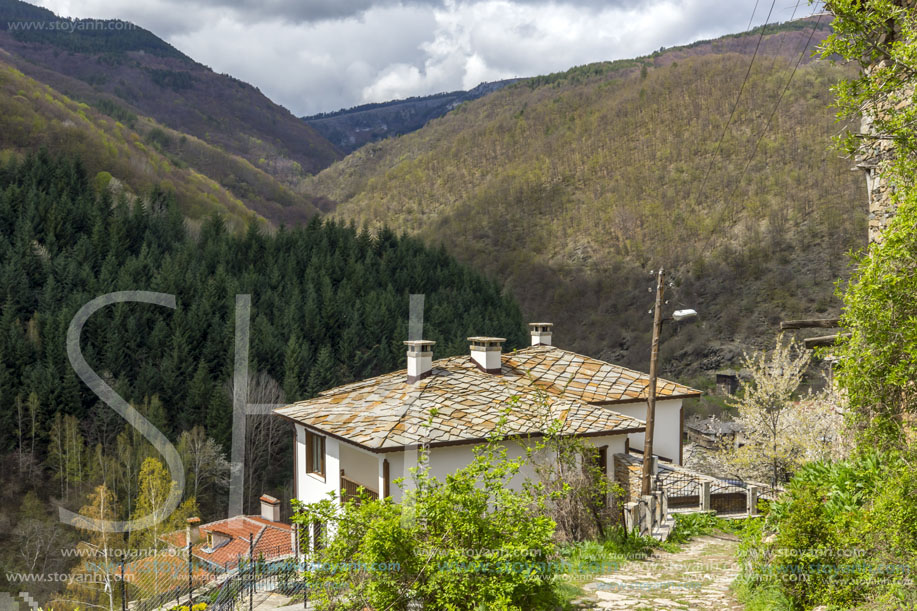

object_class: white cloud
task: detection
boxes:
[31,0,815,115]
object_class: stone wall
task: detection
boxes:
[857,73,903,244]
[614,453,643,503]
[856,3,917,245]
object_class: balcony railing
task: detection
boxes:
[340,472,379,505]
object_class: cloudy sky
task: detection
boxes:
[33,0,820,116]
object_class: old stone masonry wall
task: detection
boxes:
[857,62,913,245]
[857,2,917,244]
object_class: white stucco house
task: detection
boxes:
[273,323,699,544]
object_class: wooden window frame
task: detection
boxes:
[382,458,390,498]
[306,430,326,479]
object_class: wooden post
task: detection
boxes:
[641,269,665,496]
[383,459,390,499]
[779,319,840,330]
[803,333,851,349]
[747,486,759,516]
[701,480,711,512]
[121,561,126,611]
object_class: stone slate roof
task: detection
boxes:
[686,416,744,436]
[274,345,700,452]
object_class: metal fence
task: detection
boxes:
[710,478,750,514]
[122,544,302,611]
[656,467,762,515]
[658,469,703,509]
[254,558,307,597]
[208,553,305,611]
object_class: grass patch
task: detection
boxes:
[558,526,657,586]
[666,511,721,545]
[551,581,587,610]
[667,511,759,546]
[733,579,792,611]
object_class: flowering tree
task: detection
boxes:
[718,335,849,488]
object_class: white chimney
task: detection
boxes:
[260,494,281,522]
[405,340,435,383]
[468,337,505,374]
[185,516,201,548]
[529,323,553,346]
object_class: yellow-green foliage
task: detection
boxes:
[0,58,314,228]
[315,55,859,265]
[309,52,865,363]
[92,171,113,193]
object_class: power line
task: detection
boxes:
[687,0,779,220]
[764,0,803,75]
[746,0,762,31]
[698,11,826,254]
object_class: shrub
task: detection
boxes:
[738,450,917,609]
[292,438,561,611]
[667,511,721,544]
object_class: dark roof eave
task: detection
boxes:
[373,426,648,453]
[275,411,645,453]
[588,391,702,406]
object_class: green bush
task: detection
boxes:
[737,451,917,610]
[293,439,561,611]
[667,511,721,544]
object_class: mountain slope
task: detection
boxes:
[306,20,865,375]
[0,0,341,183]
[0,51,269,226]
[304,80,519,153]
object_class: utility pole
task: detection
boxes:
[187,538,193,606]
[641,268,665,496]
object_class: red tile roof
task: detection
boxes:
[123,553,216,596]
[161,515,293,569]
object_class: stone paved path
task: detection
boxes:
[576,534,744,610]
[252,591,313,611]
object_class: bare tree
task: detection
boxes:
[229,371,288,515]
[177,425,229,502]
[519,391,620,542]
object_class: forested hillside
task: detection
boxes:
[0,4,338,226]
[0,54,309,227]
[307,21,866,375]
[0,0,341,188]
[0,152,526,599]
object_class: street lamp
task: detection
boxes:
[640,269,697,496]
[672,309,697,322]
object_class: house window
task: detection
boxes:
[306,431,325,477]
